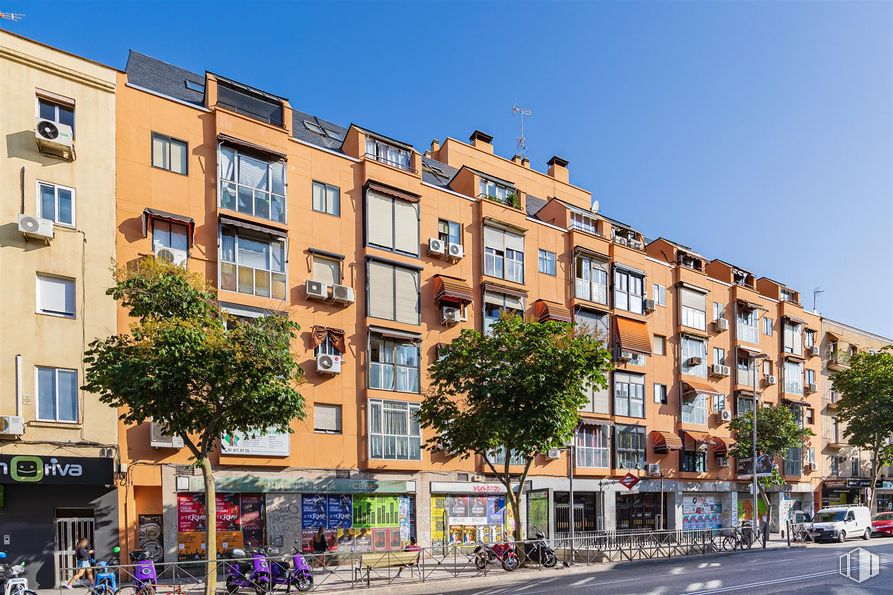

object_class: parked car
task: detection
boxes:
[808,506,872,542]
[872,511,893,537]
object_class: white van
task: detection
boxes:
[808,506,872,542]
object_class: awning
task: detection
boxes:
[368,325,421,342]
[737,345,764,355]
[219,215,287,238]
[482,216,527,235]
[782,396,809,407]
[573,246,610,261]
[677,281,709,294]
[682,379,723,396]
[614,316,652,355]
[310,326,346,353]
[783,352,805,361]
[142,208,195,245]
[579,417,611,427]
[433,275,473,305]
[482,282,527,299]
[366,180,420,203]
[783,314,807,325]
[712,437,731,457]
[533,299,572,323]
[218,133,286,160]
[683,431,714,447]
[651,431,683,453]
[737,299,764,311]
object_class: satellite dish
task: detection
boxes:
[591,199,600,213]
[37,120,59,140]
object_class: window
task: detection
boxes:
[368,399,421,460]
[806,447,815,466]
[37,182,75,227]
[484,226,524,283]
[783,321,803,355]
[217,80,283,126]
[491,447,526,466]
[314,404,342,434]
[483,291,524,335]
[804,330,816,349]
[713,302,724,321]
[652,284,666,306]
[784,360,803,395]
[737,308,759,344]
[763,317,773,336]
[613,372,645,418]
[218,146,286,223]
[681,450,707,473]
[805,368,815,388]
[538,250,556,276]
[38,97,74,134]
[614,425,646,469]
[851,457,860,477]
[762,360,773,377]
[36,367,78,423]
[219,228,287,300]
[151,133,187,174]
[366,138,413,171]
[652,336,666,356]
[312,181,340,216]
[681,336,707,378]
[367,261,420,325]
[570,211,598,234]
[438,220,461,246]
[366,189,419,255]
[152,220,188,253]
[654,383,667,404]
[312,254,341,286]
[805,407,815,425]
[577,310,610,414]
[784,447,803,476]
[830,455,839,476]
[713,347,726,366]
[712,394,725,413]
[781,289,796,303]
[36,274,75,318]
[680,287,707,331]
[736,395,755,416]
[682,391,708,425]
[185,79,205,93]
[369,334,420,393]
[737,355,757,387]
[831,417,840,443]
[576,425,610,468]
[313,334,341,357]
[478,178,517,207]
[575,255,609,304]
[614,268,645,314]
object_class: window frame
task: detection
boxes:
[681,335,708,378]
[368,399,422,460]
[437,219,462,246]
[313,403,343,434]
[613,372,645,419]
[652,284,666,307]
[365,138,413,172]
[152,220,189,253]
[652,335,666,356]
[218,226,288,300]
[613,268,645,314]
[483,226,524,284]
[654,383,667,405]
[569,210,599,234]
[36,180,76,228]
[575,255,609,305]
[218,145,287,224]
[366,260,421,325]
[576,424,610,468]
[366,190,420,256]
[151,132,188,175]
[312,180,341,217]
[483,292,524,335]
[682,391,709,425]
[614,425,646,470]
[368,333,421,394]
[763,317,773,336]
[35,273,76,319]
[538,249,557,276]
[681,450,707,473]
[35,366,79,423]
[37,96,75,136]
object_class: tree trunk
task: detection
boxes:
[508,491,522,542]
[758,484,772,545]
[870,453,880,515]
[200,457,217,595]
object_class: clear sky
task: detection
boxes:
[4,0,891,337]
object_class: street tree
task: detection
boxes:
[418,314,612,540]
[728,404,814,533]
[830,346,893,513]
[83,259,305,595]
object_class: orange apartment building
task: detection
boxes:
[111,50,828,562]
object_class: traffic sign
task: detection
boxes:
[620,472,639,490]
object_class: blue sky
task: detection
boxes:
[4,0,891,337]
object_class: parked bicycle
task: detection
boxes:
[0,553,36,595]
[711,524,755,552]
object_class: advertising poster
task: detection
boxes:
[738,497,768,525]
[177,493,243,531]
[431,496,446,544]
[302,493,329,529]
[398,496,413,544]
[352,495,399,528]
[177,531,205,560]
[137,514,164,562]
[217,493,241,531]
[527,491,549,538]
[221,429,290,456]
[488,496,507,526]
[327,494,353,528]
[682,495,722,530]
[240,494,265,547]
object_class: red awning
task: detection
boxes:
[142,208,195,246]
[533,300,572,323]
[651,431,683,453]
[683,431,715,447]
[433,275,473,304]
[615,316,652,355]
[682,379,723,396]
[712,437,732,457]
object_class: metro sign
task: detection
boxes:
[620,472,640,490]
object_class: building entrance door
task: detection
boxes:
[54,508,95,586]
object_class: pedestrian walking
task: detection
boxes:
[65,538,94,589]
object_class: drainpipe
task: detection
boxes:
[15,354,22,417]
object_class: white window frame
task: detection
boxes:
[313,403,342,434]
[575,255,608,304]
[218,145,287,224]
[368,333,420,393]
[652,284,666,306]
[312,180,341,216]
[763,317,773,336]
[784,360,803,395]
[35,366,78,423]
[654,383,667,404]
[576,424,610,468]
[218,227,288,300]
[484,227,524,284]
[613,268,644,314]
[681,391,708,425]
[737,308,759,344]
[713,347,726,366]
[483,292,524,335]
[538,249,556,276]
[366,261,420,325]
[37,96,75,134]
[366,138,413,171]
[570,210,598,234]
[783,321,803,355]
[36,274,76,318]
[681,335,708,378]
[36,181,76,228]
[368,399,421,460]
[613,372,645,418]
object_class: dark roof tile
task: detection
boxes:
[125,50,205,106]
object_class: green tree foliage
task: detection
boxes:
[418,314,612,540]
[729,404,814,525]
[831,346,893,512]
[83,259,305,593]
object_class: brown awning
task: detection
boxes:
[482,282,528,298]
[614,316,652,355]
[712,437,732,456]
[219,215,287,238]
[782,396,808,407]
[683,431,714,447]
[142,208,195,245]
[651,431,683,453]
[573,246,610,261]
[682,379,723,396]
[783,314,807,325]
[310,326,346,353]
[533,299,572,323]
[218,133,287,160]
[433,275,473,305]
[737,299,764,312]
[366,180,420,203]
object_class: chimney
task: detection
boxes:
[547,155,569,183]
[511,154,523,165]
[522,157,530,169]
[430,139,440,154]
[469,130,494,153]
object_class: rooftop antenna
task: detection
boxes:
[812,287,824,313]
[0,11,24,21]
[512,104,533,156]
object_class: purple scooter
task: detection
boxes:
[223,548,271,595]
[269,543,312,592]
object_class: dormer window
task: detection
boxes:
[733,269,751,287]
[366,137,412,171]
[781,289,796,303]
[570,210,598,234]
[479,178,519,208]
[678,253,702,271]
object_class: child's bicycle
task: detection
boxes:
[0,553,37,595]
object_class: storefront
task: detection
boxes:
[300,493,414,553]
[0,454,117,588]
[176,492,266,560]
[553,491,604,534]
[877,482,893,512]
[615,492,668,531]
[822,479,871,507]
[430,482,512,546]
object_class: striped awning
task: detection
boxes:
[651,431,683,453]
[684,431,714,447]
[533,299,572,323]
[712,436,731,456]
[433,275,473,304]
[614,316,652,355]
[682,379,723,396]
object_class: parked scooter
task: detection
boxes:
[90,547,121,595]
[114,549,157,595]
[522,529,558,567]
[269,543,312,592]
[223,548,272,595]
[0,553,36,595]
[473,540,519,571]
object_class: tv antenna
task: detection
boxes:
[812,287,824,313]
[512,104,533,156]
[0,11,24,21]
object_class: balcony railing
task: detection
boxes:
[219,180,286,223]
[479,191,521,210]
[828,352,851,368]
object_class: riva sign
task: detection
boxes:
[0,455,114,485]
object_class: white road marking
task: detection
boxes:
[682,570,840,594]
[570,577,595,586]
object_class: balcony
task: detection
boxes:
[827,352,850,370]
[219,179,286,224]
[479,190,521,210]
[364,138,415,173]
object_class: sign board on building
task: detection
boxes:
[215,476,415,494]
[430,482,509,495]
[0,455,114,485]
[221,429,290,456]
[620,473,640,490]
[735,455,773,478]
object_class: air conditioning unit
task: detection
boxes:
[644,299,655,313]
[720,409,733,422]
[471,474,485,482]
[153,241,187,267]
[806,383,817,394]
[18,214,54,241]
[441,306,461,325]
[711,364,730,377]
[645,463,661,478]
[686,356,703,366]
[617,350,633,361]
[0,416,25,438]
[447,243,464,259]
[546,448,561,459]
[305,279,328,300]
[149,421,184,449]
[808,345,820,357]
[316,353,342,374]
[331,284,355,304]
[714,318,729,332]
[716,456,729,468]
[763,374,777,386]
[428,237,446,256]
[35,117,74,159]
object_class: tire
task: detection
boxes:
[863,528,872,541]
[501,553,520,572]
[115,586,140,595]
[837,531,846,543]
[295,575,313,592]
[722,536,736,551]
[96,579,113,595]
[542,551,557,568]
[474,553,487,570]
[225,580,239,595]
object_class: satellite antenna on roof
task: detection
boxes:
[512,104,533,156]
[0,10,24,20]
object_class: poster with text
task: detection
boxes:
[352,495,399,528]
[302,494,329,529]
[240,494,265,547]
[738,497,768,525]
[327,494,353,528]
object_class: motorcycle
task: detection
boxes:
[0,552,36,595]
[473,540,519,572]
[522,530,558,568]
[223,548,272,595]
[115,549,157,595]
[269,544,312,592]
[90,547,121,595]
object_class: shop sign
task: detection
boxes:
[0,455,113,485]
[847,479,872,488]
[880,481,893,490]
[216,476,414,494]
[430,481,508,495]
[620,473,639,490]
[824,479,847,489]
[221,429,290,457]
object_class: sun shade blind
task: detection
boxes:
[368,261,395,320]
[483,226,505,251]
[680,287,707,310]
[314,404,341,432]
[313,257,340,286]
[367,190,393,248]
[393,200,419,254]
[505,231,524,252]
[615,317,652,354]
[38,275,74,315]
[394,267,420,324]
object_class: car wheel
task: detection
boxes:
[837,531,846,543]
[863,528,871,540]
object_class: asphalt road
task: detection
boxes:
[434,536,893,594]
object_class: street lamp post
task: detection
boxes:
[751,351,768,544]
[568,426,576,564]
